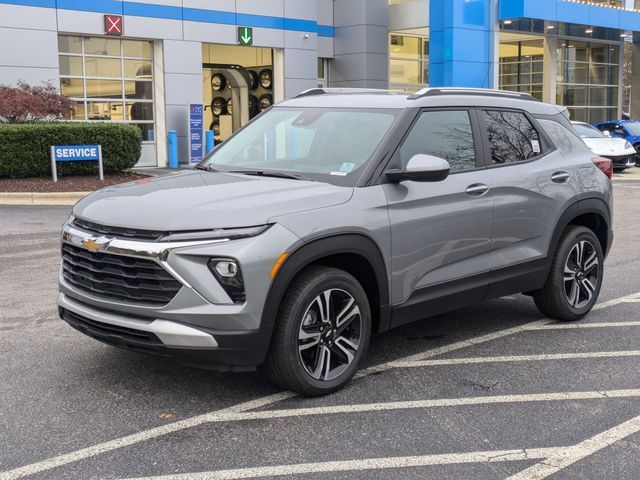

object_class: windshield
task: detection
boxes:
[202,107,400,185]
[624,122,640,136]
[573,123,605,139]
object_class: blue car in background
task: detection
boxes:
[593,120,640,167]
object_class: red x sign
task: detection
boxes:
[104,15,123,36]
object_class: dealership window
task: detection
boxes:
[556,41,620,124]
[58,35,155,142]
[389,34,429,92]
[499,39,544,101]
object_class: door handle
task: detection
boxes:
[551,171,570,183]
[465,183,490,196]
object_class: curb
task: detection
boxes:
[0,192,90,206]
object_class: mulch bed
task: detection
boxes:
[0,172,151,193]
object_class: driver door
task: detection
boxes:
[383,109,494,322]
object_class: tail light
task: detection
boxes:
[592,157,612,179]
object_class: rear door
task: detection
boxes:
[477,109,580,292]
[383,108,495,309]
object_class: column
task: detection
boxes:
[163,40,204,165]
[543,35,558,104]
[429,0,498,88]
[330,0,389,89]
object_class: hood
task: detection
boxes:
[73,171,353,231]
[581,137,634,156]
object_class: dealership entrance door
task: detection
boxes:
[202,44,275,144]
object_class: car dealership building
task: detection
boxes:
[2,0,640,167]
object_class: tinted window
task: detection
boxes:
[400,110,476,172]
[539,119,591,156]
[481,110,541,164]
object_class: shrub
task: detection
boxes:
[0,122,142,178]
[0,81,73,123]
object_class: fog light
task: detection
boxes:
[214,260,238,278]
[208,258,245,303]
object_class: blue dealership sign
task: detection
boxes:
[52,145,100,161]
[189,103,204,164]
[50,144,103,182]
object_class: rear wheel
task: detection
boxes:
[533,226,603,321]
[264,266,371,396]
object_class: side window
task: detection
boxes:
[480,110,541,165]
[538,119,591,156]
[399,110,476,172]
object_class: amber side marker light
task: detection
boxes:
[270,253,289,280]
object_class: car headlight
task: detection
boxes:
[625,141,633,150]
[159,225,271,243]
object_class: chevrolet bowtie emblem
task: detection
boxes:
[81,237,111,253]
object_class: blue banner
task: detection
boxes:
[189,104,204,164]
[53,145,100,162]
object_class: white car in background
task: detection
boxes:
[572,121,637,171]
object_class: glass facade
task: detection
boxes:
[58,35,155,142]
[499,39,544,100]
[389,34,429,92]
[556,41,620,123]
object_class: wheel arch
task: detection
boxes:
[260,234,391,348]
[548,197,612,270]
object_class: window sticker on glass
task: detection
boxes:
[339,163,356,173]
[330,171,348,176]
[531,140,541,154]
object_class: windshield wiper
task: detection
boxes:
[227,170,309,181]
[194,164,217,172]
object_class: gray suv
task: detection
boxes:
[58,88,613,396]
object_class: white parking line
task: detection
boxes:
[1,291,638,480]
[526,321,640,330]
[394,350,640,368]
[126,412,640,480]
[121,448,559,480]
[507,414,640,480]
[592,292,640,310]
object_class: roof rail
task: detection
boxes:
[408,88,540,102]
[294,88,397,98]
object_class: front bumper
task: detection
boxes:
[602,153,636,170]
[58,221,300,369]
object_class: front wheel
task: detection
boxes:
[533,226,603,321]
[264,266,371,396]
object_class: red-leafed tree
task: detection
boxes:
[0,81,74,123]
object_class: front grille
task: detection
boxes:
[61,243,182,306]
[602,154,635,165]
[72,217,165,241]
[60,308,163,350]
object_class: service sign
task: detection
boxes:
[50,144,103,182]
[189,104,204,164]
[53,145,100,162]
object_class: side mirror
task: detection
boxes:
[603,131,611,137]
[386,154,451,183]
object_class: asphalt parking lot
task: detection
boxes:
[1,174,640,480]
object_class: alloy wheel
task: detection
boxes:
[563,240,599,309]
[298,289,362,381]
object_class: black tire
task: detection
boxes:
[264,266,371,396]
[533,226,603,321]
[634,144,640,167]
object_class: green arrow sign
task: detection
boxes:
[238,26,253,46]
